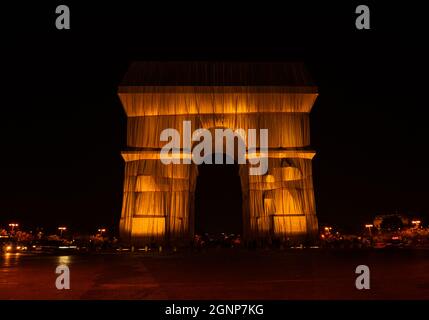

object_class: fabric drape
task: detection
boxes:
[119,85,318,244]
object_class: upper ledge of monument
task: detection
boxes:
[119,61,317,90]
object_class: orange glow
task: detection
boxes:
[264,175,275,183]
[131,217,165,237]
[118,87,318,116]
[272,215,307,235]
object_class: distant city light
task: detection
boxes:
[365,224,373,228]
[58,226,67,237]
[8,223,19,232]
[411,220,421,227]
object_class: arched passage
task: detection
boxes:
[194,155,243,236]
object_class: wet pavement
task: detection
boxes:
[1,249,429,299]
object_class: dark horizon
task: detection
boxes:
[1,2,429,235]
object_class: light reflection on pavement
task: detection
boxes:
[1,249,429,299]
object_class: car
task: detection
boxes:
[29,240,78,254]
[1,241,28,253]
[386,235,404,248]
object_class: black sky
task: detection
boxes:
[1,2,428,234]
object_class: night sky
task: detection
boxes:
[1,2,428,234]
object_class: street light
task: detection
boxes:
[8,223,19,232]
[365,224,373,236]
[98,228,106,235]
[411,220,421,228]
[58,227,67,237]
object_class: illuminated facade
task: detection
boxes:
[118,62,319,245]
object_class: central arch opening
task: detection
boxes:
[194,154,243,237]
